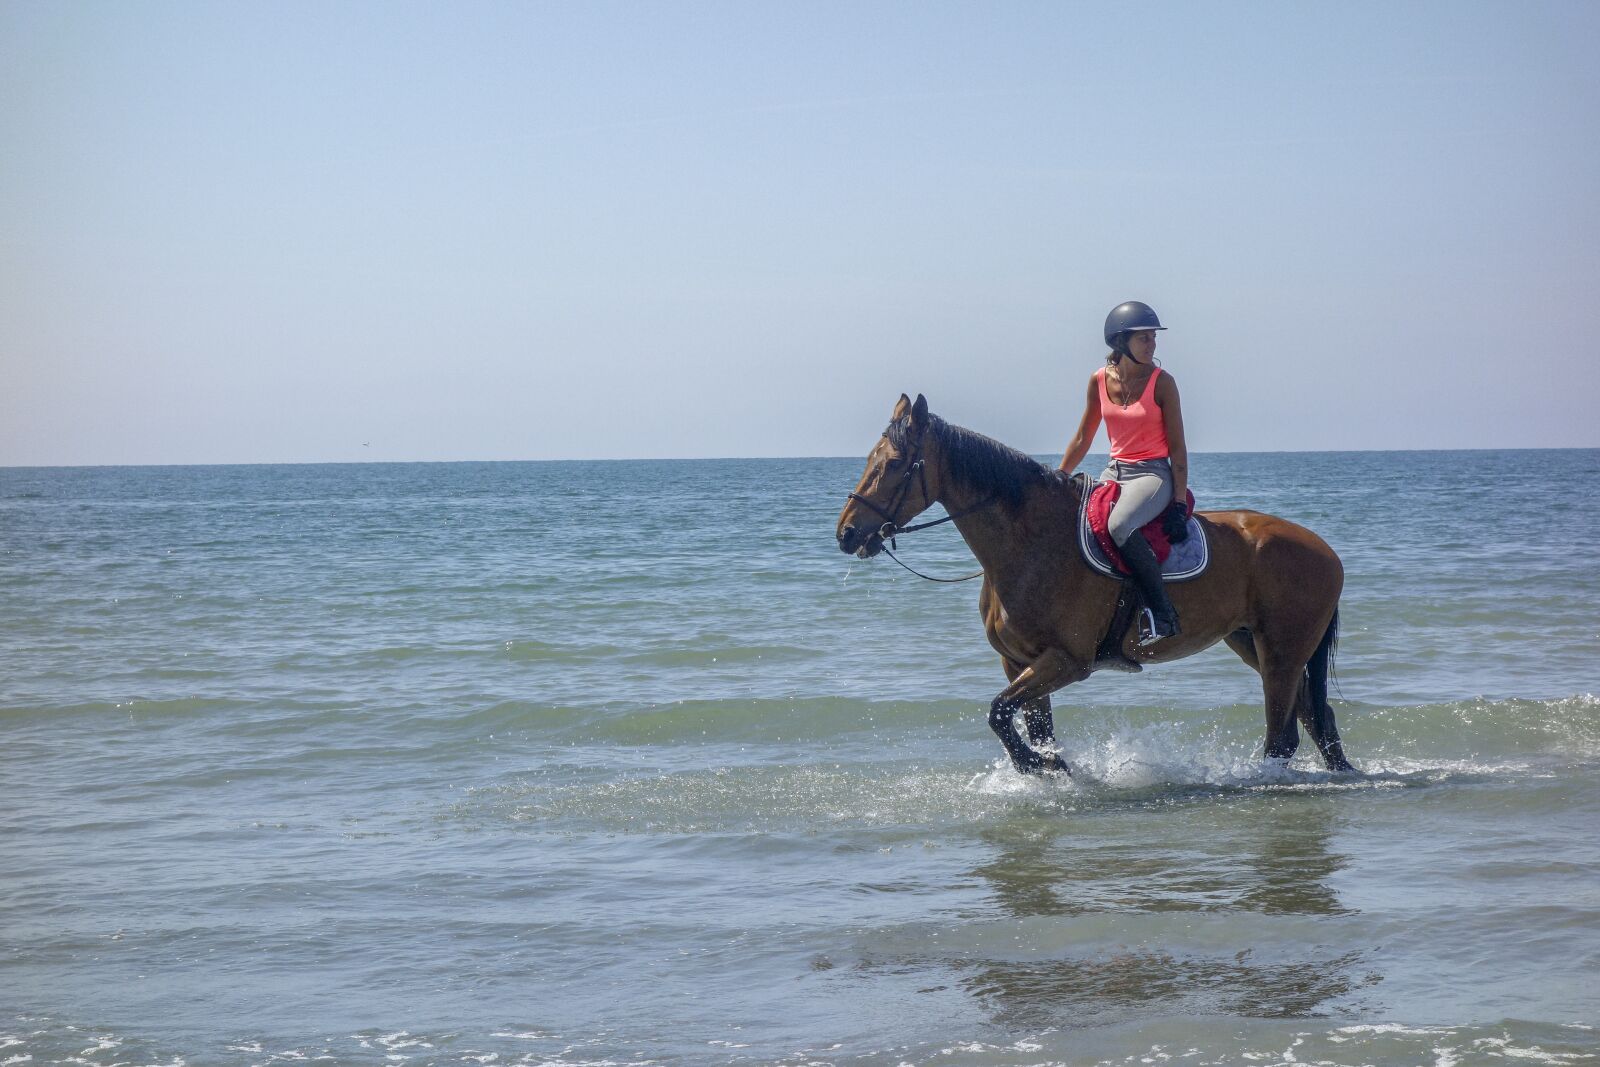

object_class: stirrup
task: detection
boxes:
[1137,607,1179,647]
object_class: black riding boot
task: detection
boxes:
[1118,532,1180,646]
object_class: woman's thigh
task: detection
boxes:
[1106,469,1172,544]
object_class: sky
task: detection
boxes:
[2,1,1597,466]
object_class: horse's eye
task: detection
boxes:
[884,457,901,471]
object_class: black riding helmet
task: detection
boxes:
[1104,301,1167,354]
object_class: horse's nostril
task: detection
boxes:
[839,525,857,552]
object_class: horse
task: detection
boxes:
[835,393,1353,776]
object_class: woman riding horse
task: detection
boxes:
[1057,301,1188,645]
[836,391,1352,776]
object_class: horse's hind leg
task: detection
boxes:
[1305,696,1351,771]
[1224,628,1259,671]
[1289,669,1352,770]
[1304,622,1352,772]
[1236,628,1352,771]
[1260,662,1303,761]
[1241,630,1305,761]
[1230,630,1323,757]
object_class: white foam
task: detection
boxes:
[1470,1036,1591,1064]
[964,713,1539,799]
[1334,1023,1454,1036]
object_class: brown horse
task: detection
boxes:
[835,394,1352,776]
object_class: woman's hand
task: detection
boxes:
[1161,500,1190,542]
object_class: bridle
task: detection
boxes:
[845,427,995,583]
[846,442,929,546]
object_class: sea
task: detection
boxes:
[2,449,1597,1067]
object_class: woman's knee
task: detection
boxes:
[1109,515,1143,546]
[1109,483,1171,544]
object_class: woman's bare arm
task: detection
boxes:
[1058,373,1103,472]
[1156,372,1188,503]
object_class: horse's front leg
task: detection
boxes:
[1002,655,1061,747]
[1023,695,1055,749]
[991,649,1088,775]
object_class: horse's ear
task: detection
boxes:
[892,393,912,421]
[911,394,929,429]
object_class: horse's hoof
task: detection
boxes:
[1045,754,1071,776]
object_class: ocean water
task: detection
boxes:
[2,449,1597,1067]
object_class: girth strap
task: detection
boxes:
[1093,581,1145,673]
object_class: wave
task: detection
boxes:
[462,762,1005,835]
[0,696,255,720]
[619,644,823,667]
[4,693,1593,775]
[462,695,976,745]
[500,638,626,663]
[462,751,1547,839]
[443,693,1600,837]
[458,692,1600,757]
[1002,694,1600,788]
[1343,693,1600,759]
[1,1017,1595,1067]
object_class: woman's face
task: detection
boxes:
[1125,330,1157,362]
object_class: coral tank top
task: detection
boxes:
[1097,365,1168,461]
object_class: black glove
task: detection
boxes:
[1161,500,1190,543]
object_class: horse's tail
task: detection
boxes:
[1306,607,1339,712]
[1303,605,1353,770]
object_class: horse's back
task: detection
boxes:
[1196,508,1342,647]
[1200,509,1341,570]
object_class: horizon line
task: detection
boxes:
[3,443,1596,471]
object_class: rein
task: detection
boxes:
[880,542,986,583]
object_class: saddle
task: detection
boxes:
[1074,473,1209,581]
[1068,473,1210,673]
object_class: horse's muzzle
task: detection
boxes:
[836,524,883,558]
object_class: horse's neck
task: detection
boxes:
[943,476,1075,586]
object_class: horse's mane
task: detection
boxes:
[888,413,1052,510]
